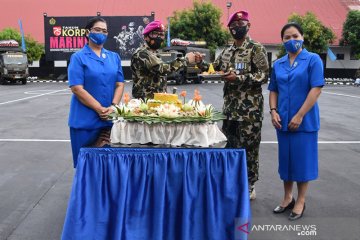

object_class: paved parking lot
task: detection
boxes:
[0,82,359,240]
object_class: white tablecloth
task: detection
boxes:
[111,121,227,147]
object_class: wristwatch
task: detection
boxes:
[269,108,277,114]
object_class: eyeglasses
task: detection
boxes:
[229,20,248,28]
[149,31,165,38]
[91,27,108,34]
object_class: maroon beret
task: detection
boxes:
[143,20,165,35]
[227,10,249,27]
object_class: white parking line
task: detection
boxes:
[24,89,71,95]
[0,89,68,105]
[322,91,360,99]
[0,139,359,144]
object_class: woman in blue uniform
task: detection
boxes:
[68,17,124,167]
[268,22,324,220]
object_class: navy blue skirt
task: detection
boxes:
[276,131,318,182]
[70,128,104,168]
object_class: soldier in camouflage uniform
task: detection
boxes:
[131,20,184,99]
[200,10,269,199]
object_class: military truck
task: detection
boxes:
[0,40,29,85]
[159,44,210,85]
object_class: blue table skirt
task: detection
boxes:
[62,148,250,240]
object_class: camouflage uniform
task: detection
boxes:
[131,43,184,99]
[204,37,269,186]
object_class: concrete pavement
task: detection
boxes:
[0,82,359,240]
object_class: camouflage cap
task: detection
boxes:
[143,20,165,35]
[227,10,249,27]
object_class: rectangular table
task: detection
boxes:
[62,148,250,240]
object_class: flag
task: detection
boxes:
[327,47,337,61]
[18,19,26,52]
[167,17,171,47]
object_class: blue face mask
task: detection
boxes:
[284,39,303,53]
[89,32,107,45]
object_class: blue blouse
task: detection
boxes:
[68,44,124,129]
[268,49,324,132]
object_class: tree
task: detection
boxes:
[169,1,231,59]
[0,28,44,62]
[277,12,336,58]
[341,10,360,60]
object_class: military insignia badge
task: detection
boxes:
[143,17,150,25]
[49,18,56,25]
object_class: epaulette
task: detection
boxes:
[248,38,261,46]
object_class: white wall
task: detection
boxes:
[264,45,360,69]
[205,45,360,70]
[122,60,130,67]
[325,46,360,69]
[264,45,280,65]
[29,61,40,67]
[54,61,67,67]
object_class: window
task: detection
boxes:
[336,54,344,60]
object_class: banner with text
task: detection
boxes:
[44,15,153,61]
